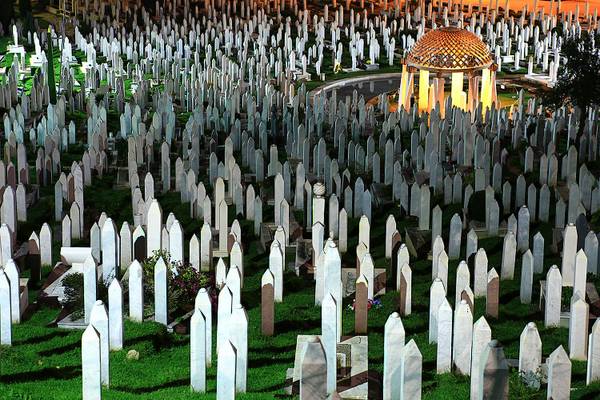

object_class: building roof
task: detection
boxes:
[406,27,493,73]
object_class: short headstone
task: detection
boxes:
[518,322,542,375]
[398,263,411,316]
[477,340,508,400]
[400,339,422,399]
[355,275,368,334]
[300,338,327,400]
[486,268,499,319]
[547,346,571,400]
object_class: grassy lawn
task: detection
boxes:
[2,170,600,398]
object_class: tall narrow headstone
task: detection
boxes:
[190,308,206,393]
[154,257,168,325]
[437,298,453,373]
[470,317,492,400]
[89,300,109,386]
[128,260,143,322]
[453,300,473,375]
[400,339,422,399]
[383,312,405,399]
[81,325,101,400]
[108,279,123,351]
[216,340,237,399]
[518,322,542,375]
[261,269,275,336]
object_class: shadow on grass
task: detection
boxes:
[110,378,188,394]
[15,330,71,345]
[0,365,81,383]
[37,339,80,357]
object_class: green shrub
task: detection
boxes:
[60,251,210,318]
[142,250,210,313]
[60,273,109,319]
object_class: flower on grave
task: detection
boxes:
[348,298,383,311]
[371,299,383,309]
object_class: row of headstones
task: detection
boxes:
[0,259,25,345]
[79,204,250,397]
[67,0,582,94]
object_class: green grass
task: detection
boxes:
[2,188,600,399]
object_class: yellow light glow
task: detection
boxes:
[399,64,408,110]
[418,69,429,112]
[451,72,465,110]
[481,67,491,113]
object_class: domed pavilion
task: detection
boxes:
[398,26,497,115]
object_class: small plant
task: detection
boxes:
[60,273,109,319]
[171,263,210,310]
[60,273,84,315]
[520,369,543,391]
[142,250,211,313]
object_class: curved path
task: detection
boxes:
[309,72,403,101]
[309,70,544,108]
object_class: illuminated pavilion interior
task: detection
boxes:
[398,26,498,115]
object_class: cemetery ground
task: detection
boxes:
[1,134,600,398]
[0,5,598,398]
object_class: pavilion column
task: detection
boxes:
[467,73,479,114]
[418,69,430,113]
[427,82,436,113]
[480,67,492,113]
[434,75,445,116]
[399,63,408,111]
[451,71,465,110]
[398,63,414,111]
[490,66,498,108]
[405,66,416,111]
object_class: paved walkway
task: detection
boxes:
[310,72,403,100]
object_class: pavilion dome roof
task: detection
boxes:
[406,27,493,73]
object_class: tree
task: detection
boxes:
[0,0,16,34]
[544,32,600,135]
[47,27,57,105]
